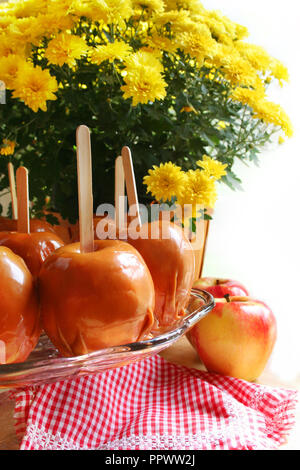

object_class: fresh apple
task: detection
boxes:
[38,240,155,357]
[188,296,277,381]
[0,246,41,364]
[0,231,64,277]
[193,277,249,297]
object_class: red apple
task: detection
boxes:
[0,246,41,364]
[188,296,277,381]
[38,240,155,357]
[193,277,249,298]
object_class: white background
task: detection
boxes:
[202,0,300,381]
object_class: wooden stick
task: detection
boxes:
[198,219,210,278]
[7,162,18,220]
[16,166,29,234]
[114,155,125,231]
[76,125,94,253]
[121,146,141,227]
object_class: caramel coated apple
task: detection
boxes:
[39,240,155,357]
[0,247,41,364]
[127,220,195,328]
[0,231,64,277]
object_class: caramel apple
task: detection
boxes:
[0,167,65,277]
[119,147,195,329]
[0,231,64,277]
[39,240,155,356]
[127,220,195,328]
[0,246,41,364]
[5,163,60,237]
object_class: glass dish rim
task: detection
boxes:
[0,288,214,377]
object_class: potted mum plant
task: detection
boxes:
[0,0,292,232]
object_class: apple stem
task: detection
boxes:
[224,294,231,303]
[216,279,220,285]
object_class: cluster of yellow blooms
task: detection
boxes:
[143,156,227,213]
[0,138,15,156]
[0,0,292,139]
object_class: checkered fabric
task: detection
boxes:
[11,355,298,450]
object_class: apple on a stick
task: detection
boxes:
[0,246,41,364]
[39,126,155,357]
[121,146,195,330]
[0,167,64,277]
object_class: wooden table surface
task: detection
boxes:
[1,336,299,450]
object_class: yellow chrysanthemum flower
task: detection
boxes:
[10,0,48,19]
[252,99,293,138]
[218,50,259,88]
[231,87,293,137]
[132,0,164,14]
[147,33,178,54]
[94,0,133,26]
[153,9,200,35]
[90,41,132,65]
[143,162,186,202]
[235,41,272,74]
[0,14,15,32]
[231,86,265,108]
[177,27,217,66]
[196,155,227,181]
[270,59,289,85]
[164,0,205,14]
[12,63,58,112]
[45,33,88,67]
[177,169,217,215]
[33,13,75,38]
[7,16,43,46]
[0,139,16,156]
[121,66,167,106]
[121,50,166,105]
[0,54,27,89]
[0,33,27,58]
[124,50,164,73]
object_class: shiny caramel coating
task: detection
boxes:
[127,221,195,328]
[0,232,64,277]
[39,240,155,357]
[0,247,41,364]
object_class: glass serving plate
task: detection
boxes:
[0,289,214,389]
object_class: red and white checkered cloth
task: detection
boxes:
[11,355,297,450]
